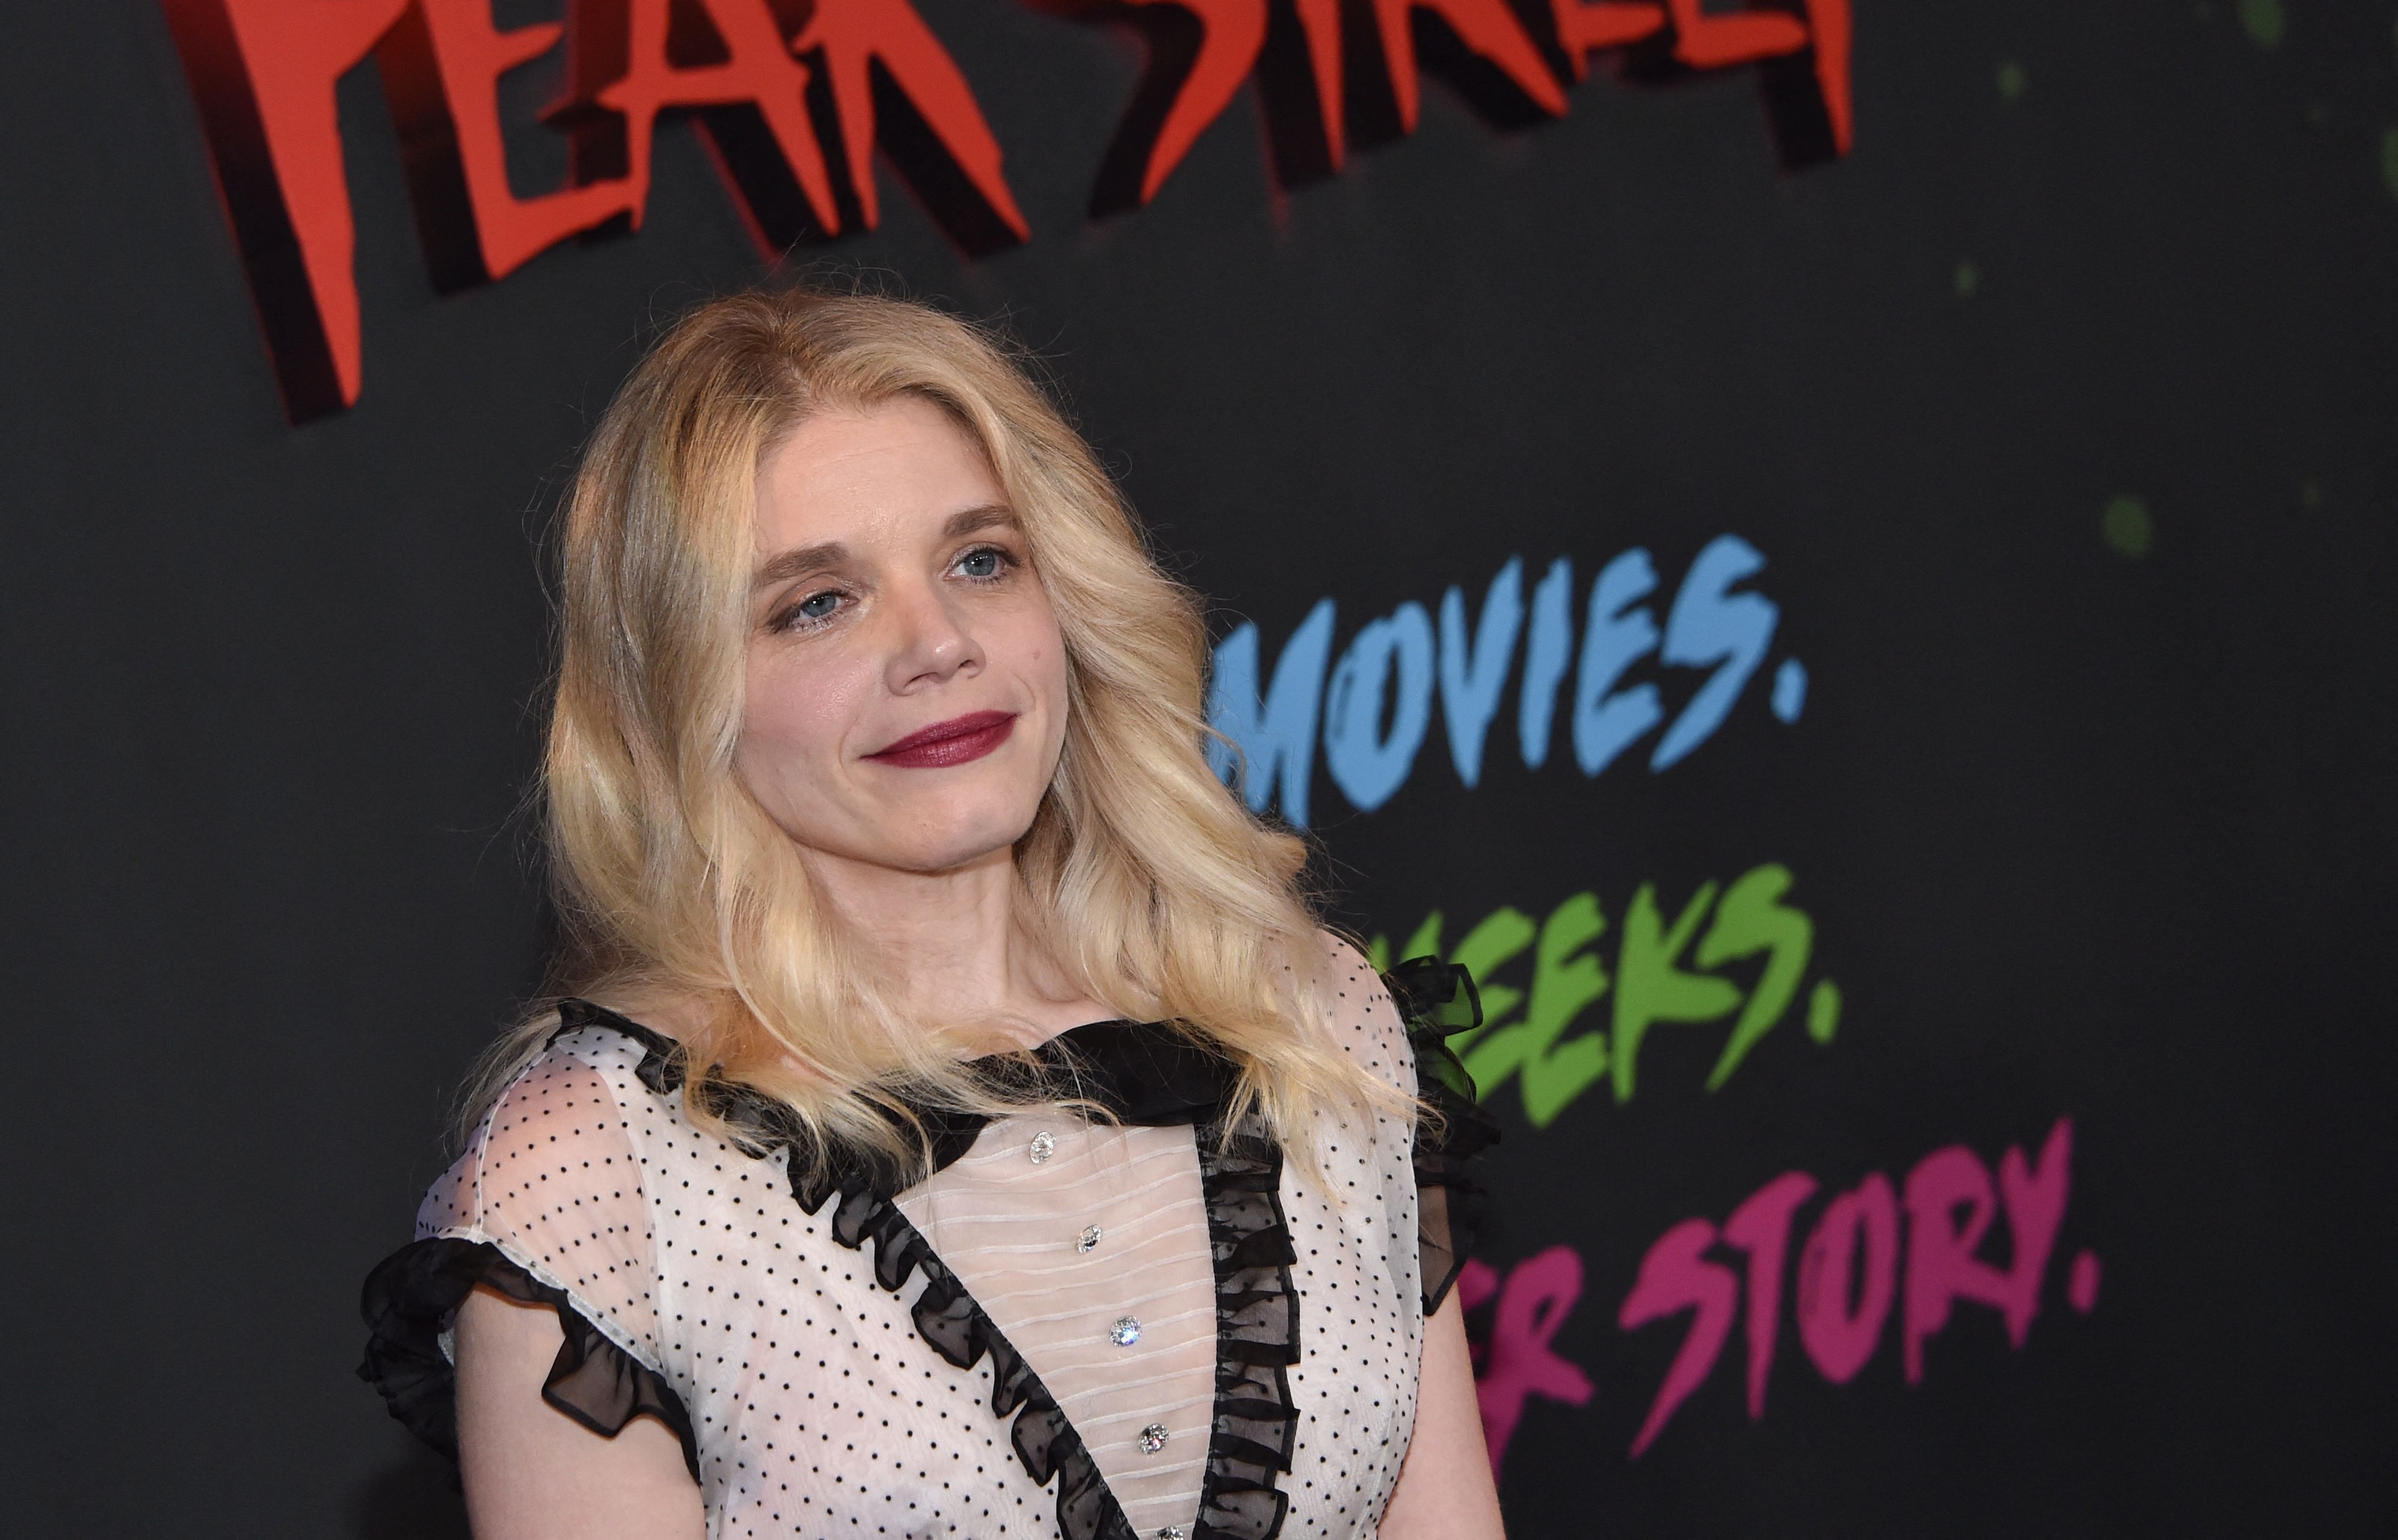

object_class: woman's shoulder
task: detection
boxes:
[1296,924,1488,1097]
[482,1007,672,1143]
[1301,928,1500,1316]
[1292,926,1417,1093]
[367,1007,696,1465]
[1303,925,1480,1035]
[417,1000,706,1239]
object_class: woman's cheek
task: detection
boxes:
[1009,607,1068,699]
[745,662,844,788]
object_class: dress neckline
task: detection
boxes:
[549,998,1246,1187]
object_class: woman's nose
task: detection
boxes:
[882,578,981,693]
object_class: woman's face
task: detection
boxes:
[735,395,1069,877]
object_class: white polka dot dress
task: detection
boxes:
[361,936,1494,1540]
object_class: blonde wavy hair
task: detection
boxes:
[467,284,1403,1185]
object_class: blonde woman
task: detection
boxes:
[359,287,1504,1540]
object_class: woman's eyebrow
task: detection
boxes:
[751,540,848,592]
[942,503,1019,540]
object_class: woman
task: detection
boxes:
[360,287,1504,1540]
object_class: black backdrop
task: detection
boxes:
[5,1,2395,1534]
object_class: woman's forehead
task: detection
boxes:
[754,397,1004,552]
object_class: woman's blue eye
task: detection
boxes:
[798,591,841,620]
[958,548,1003,578]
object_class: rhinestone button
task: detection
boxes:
[1139,1423,1169,1453]
[1109,1316,1142,1347]
[1077,1224,1102,1253]
[1028,1130,1056,1164]
[1160,1528,1187,1539]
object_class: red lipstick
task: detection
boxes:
[865,710,1017,768]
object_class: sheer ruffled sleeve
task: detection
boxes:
[1379,956,1502,1318]
[357,1039,699,1482]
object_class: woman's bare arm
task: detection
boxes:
[453,1285,706,1540]
[1379,1289,1506,1539]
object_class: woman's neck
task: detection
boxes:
[802,842,1109,1045]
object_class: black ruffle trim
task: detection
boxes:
[1191,1123,1302,1540]
[819,1180,1131,1540]
[562,1001,1142,1540]
[1381,957,1503,1317]
[357,1235,701,1486]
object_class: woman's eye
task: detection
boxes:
[772,589,846,631]
[956,547,1007,580]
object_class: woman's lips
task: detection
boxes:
[864,709,1018,768]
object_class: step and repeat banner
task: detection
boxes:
[5,0,2393,1535]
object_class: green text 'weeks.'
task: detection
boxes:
[1367,864,1840,1127]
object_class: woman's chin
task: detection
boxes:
[870,817,1035,878]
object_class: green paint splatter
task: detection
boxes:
[2102,495,2155,559]
[2238,0,2284,48]
[1954,259,1982,298]
[2381,126,2398,204]
[1997,60,2028,101]
[1806,980,1842,1044]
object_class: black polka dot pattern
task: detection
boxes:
[390,933,1429,1537]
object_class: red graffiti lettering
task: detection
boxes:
[1620,1118,2086,1455]
[805,0,1029,244]
[1108,0,1848,207]
[159,0,410,416]
[1105,0,1282,207]
[161,0,1018,420]
[379,0,632,289]
[164,1,1855,422]
[546,0,840,249]
[1902,1121,2071,1381]
[1617,1217,1738,1456]
[2067,1248,2101,1314]
[1368,0,1567,134]
[1794,1171,1898,1384]
[1548,0,1663,66]
[1997,1117,2073,1342]
[1720,1169,1816,1418]
[1900,1144,2006,1384]
[163,1,1857,422]
[1461,1248,1597,1479]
